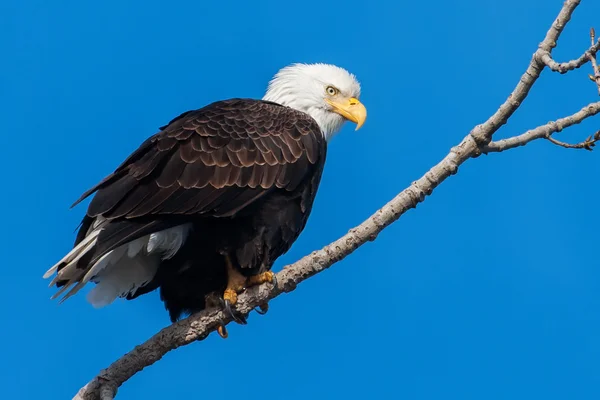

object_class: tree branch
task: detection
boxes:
[586,28,600,94]
[539,41,600,74]
[482,102,600,153]
[468,0,580,146]
[547,130,600,150]
[74,1,592,399]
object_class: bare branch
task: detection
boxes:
[483,102,600,153]
[73,1,591,399]
[586,28,600,94]
[469,0,580,146]
[539,41,600,74]
[547,129,600,150]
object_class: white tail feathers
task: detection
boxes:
[86,253,160,308]
[43,227,102,280]
[43,221,192,308]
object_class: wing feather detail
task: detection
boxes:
[74,99,326,224]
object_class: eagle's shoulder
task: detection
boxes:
[159,98,322,139]
[72,98,327,216]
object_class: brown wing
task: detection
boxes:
[72,98,326,223]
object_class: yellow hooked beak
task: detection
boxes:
[326,97,367,131]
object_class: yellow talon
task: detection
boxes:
[219,254,251,334]
[246,271,275,287]
[223,288,238,306]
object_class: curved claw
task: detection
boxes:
[224,299,247,325]
[217,325,228,339]
[271,273,278,290]
[254,303,269,315]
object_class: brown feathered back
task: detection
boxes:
[69,98,326,262]
[73,98,325,220]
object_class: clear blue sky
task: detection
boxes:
[3,0,600,398]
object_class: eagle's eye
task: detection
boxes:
[325,86,338,96]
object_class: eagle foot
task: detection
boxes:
[222,288,247,328]
[247,272,276,316]
[223,288,238,306]
[246,271,277,288]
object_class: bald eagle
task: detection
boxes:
[43,63,366,327]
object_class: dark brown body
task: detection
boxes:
[130,183,322,321]
[56,99,327,321]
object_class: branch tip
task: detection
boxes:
[546,129,600,151]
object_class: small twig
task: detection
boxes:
[482,102,600,153]
[539,27,600,74]
[587,28,600,94]
[547,129,600,150]
[540,47,598,73]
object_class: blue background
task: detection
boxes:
[3,0,600,398]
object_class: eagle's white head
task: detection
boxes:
[263,63,367,141]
